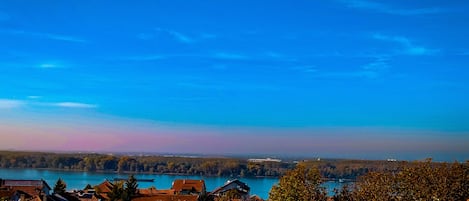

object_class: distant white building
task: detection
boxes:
[247,158,281,163]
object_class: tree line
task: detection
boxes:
[0,151,437,180]
[0,151,292,177]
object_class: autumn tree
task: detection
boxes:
[269,163,327,201]
[53,178,67,195]
[332,184,353,201]
[351,159,469,200]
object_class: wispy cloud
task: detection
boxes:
[213,52,249,60]
[155,28,194,44]
[303,57,389,79]
[141,29,217,44]
[0,29,86,43]
[372,33,438,56]
[0,99,23,109]
[0,98,97,110]
[54,102,97,109]
[27,96,42,99]
[341,0,445,16]
[38,63,62,69]
[361,57,390,71]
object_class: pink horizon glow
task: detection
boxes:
[1,116,468,160]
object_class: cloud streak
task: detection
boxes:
[0,99,23,109]
[155,28,194,44]
[0,29,86,43]
[341,0,445,16]
[0,98,97,109]
[305,57,390,80]
[54,102,97,109]
[372,33,438,56]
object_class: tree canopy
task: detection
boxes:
[269,163,328,201]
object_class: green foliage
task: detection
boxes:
[53,178,67,195]
[269,163,328,201]
[107,181,124,201]
[107,175,139,201]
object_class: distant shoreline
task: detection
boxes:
[0,167,281,179]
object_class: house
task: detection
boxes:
[1,179,51,196]
[133,194,198,201]
[211,180,250,201]
[139,188,175,196]
[136,186,198,201]
[0,179,52,201]
[92,180,114,200]
[171,180,205,195]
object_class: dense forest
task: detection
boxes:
[0,151,292,177]
[0,151,438,180]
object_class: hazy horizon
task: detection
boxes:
[1,1,468,161]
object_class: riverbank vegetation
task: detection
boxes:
[0,151,463,182]
[0,151,292,177]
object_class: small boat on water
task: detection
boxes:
[113,178,154,182]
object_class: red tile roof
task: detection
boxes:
[133,194,198,201]
[171,180,205,194]
[139,188,175,196]
[94,180,113,194]
[1,180,51,196]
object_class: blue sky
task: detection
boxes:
[0,0,468,160]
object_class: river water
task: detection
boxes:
[0,168,343,199]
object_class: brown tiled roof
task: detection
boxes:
[133,194,198,201]
[2,179,51,194]
[94,180,113,194]
[139,188,175,196]
[171,180,205,194]
[93,180,114,200]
